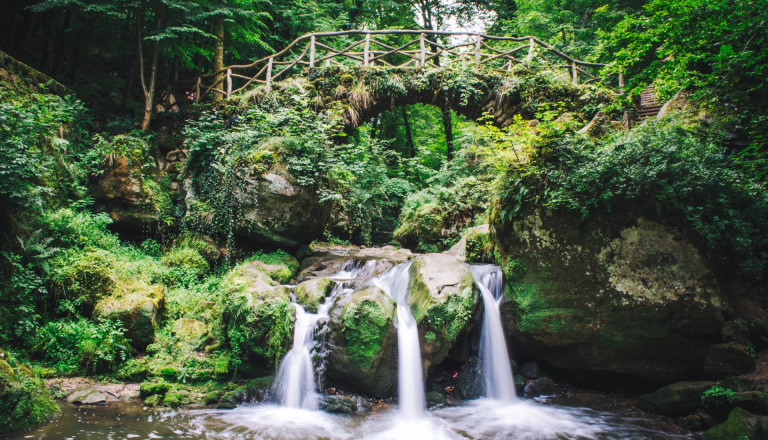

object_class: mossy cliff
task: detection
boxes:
[493,208,727,387]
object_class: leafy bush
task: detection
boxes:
[34,318,132,374]
[495,119,768,278]
[702,385,736,404]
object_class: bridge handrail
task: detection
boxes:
[192,30,624,102]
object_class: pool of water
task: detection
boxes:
[6,393,694,440]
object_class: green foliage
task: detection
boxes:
[0,351,60,435]
[702,385,736,404]
[598,0,768,147]
[341,300,390,370]
[34,318,132,375]
[495,119,768,278]
[162,247,210,277]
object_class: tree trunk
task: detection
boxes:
[401,106,416,158]
[442,106,453,161]
[138,4,165,132]
[213,16,225,99]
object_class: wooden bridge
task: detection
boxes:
[193,30,624,102]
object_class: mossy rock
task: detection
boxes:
[465,225,494,263]
[173,232,221,263]
[91,156,173,232]
[0,353,60,435]
[221,261,295,365]
[139,380,171,398]
[408,254,478,370]
[637,380,715,416]
[295,277,334,313]
[184,163,330,249]
[249,251,300,284]
[327,285,398,397]
[704,344,757,379]
[171,318,210,352]
[144,394,164,406]
[95,283,165,350]
[703,391,768,422]
[702,407,768,440]
[162,247,210,276]
[494,210,727,386]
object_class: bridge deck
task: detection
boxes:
[193,30,624,102]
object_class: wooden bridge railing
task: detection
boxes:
[193,30,624,102]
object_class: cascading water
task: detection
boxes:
[274,260,373,410]
[373,262,426,420]
[470,264,517,402]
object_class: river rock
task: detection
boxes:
[326,285,398,397]
[220,261,295,366]
[521,362,541,379]
[94,283,165,350]
[637,380,715,416]
[66,388,107,405]
[524,377,557,397]
[704,344,757,379]
[321,395,370,413]
[702,407,768,440]
[295,277,334,313]
[0,352,60,434]
[426,390,448,407]
[295,246,411,285]
[408,254,478,371]
[457,357,484,400]
[703,391,768,421]
[91,156,171,231]
[495,212,727,387]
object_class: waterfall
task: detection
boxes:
[274,260,370,410]
[470,264,517,402]
[373,262,426,420]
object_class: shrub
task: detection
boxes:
[34,318,132,374]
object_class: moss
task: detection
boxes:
[49,248,116,314]
[249,250,300,284]
[94,282,164,350]
[465,228,494,263]
[702,408,762,440]
[221,262,295,365]
[173,232,220,263]
[295,277,334,313]
[163,391,184,407]
[162,247,210,276]
[342,298,392,370]
[144,394,164,406]
[139,380,170,397]
[0,354,60,435]
[423,285,475,343]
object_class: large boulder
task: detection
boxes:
[220,261,295,366]
[704,344,757,379]
[326,285,398,397]
[94,283,165,350]
[184,163,329,249]
[638,380,715,416]
[0,351,60,435]
[495,211,727,387]
[408,254,478,370]
[702,408,768,440]
[91,156,171,231]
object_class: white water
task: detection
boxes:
[470,264,517,402]
[275,261,374,410]
[373,262,426,420]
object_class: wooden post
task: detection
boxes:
[527,37,534,64]
[309,35,316,68]
[572,61,578,85]
[266,57,273,91]
[419,33,426,67]
[475,35,482,66]
[195,77,200,104]
[226,68,232,98]
[363,33,370,67]
[507,59,512,71]
[619,68,625,95]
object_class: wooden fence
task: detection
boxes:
[193,30,624,102]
